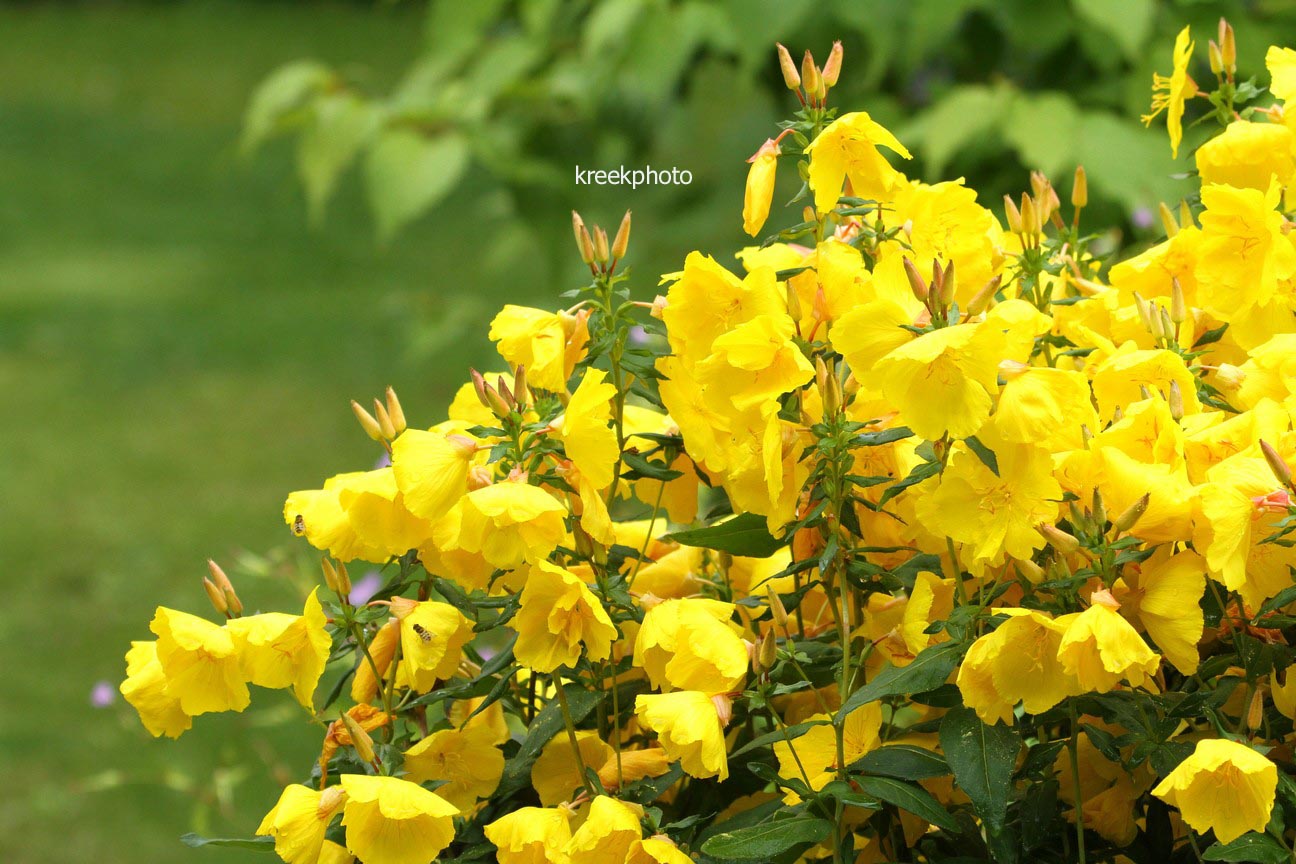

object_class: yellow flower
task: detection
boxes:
[1057,596,1160,693]
[513,560,617,673]
[403,726,504,810]
[318,840,354,864]
[635,690,730,780]
[351,618,400,706]
[338,774,458,864]
[804,111,912,212]
[390,597,474,693]
[432,480,567,571]
[1142,26,1197,158]
[900,571,956,657]
[1269,45,1296,102]
[993,365,1097,450]
[1152,738,1277,843]
[1114,549,1206,674]
[1195,120,1296,192]
[1091,347,1201,422]
[284,469,432,563]
[957,609,1079,725]
[391,428,477,522]
[773,703,881,802]
[628,836,695,864]
[566,795,643,864]
[489,305,589,391]
[532,729,613,806]
[227,587,332,709]
[634,598,748,693]
[743,137,780,236]
[484,806,572,864]
[696,313,815,413]
[916,435,1061,572]
[621,405,700,523]
[119,640,192,739]
[256,784,346,864]
[873,322,1000,440]
[659,253,781,368]
[657,355,734,475]
[557,368,618,489]
[149,607,249,716]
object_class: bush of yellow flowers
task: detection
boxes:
[123,23,1296,864]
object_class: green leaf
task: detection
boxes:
[837,640,966,723]
[365,128,469,243]
[666,512,785,557]
[241,61,332,154]
[1004,92,1080,177]
[902,83,1012,176]
[852,775,958,832]
[1203,832,1292,863]
[731,719,829,758]
[853,744,950,779]
[699,815,833,860]
[1072,0,1154,61]
[855,426,913,447]
[496,684,603,797]
[180,834,274,851]
[297,93,379,223]
[963,435,1000,477]
[939,706,1019,830]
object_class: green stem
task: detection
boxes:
[555,675,596,798]
[1068,701,1088,864]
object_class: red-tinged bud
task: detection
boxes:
[611,210,632,260]
[1041,524,1080,555]
[776,43,801,90]
[1113,493,1151,533]
[1262,440,1294,490]
[903,257,928,301]
[821,41,843,88]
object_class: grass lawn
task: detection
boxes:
[0,3,529,860]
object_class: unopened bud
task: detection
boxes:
[470,369,491,408]
[372,399,396,440]
[1113,493,1151,533]
[1179,200,1193,229]
[611,210,631,260]
[767,586,789,629]
[1220,18,1236,74]
[1159,202,1179,237]
[571,210,587,252]
[318,785,347,817]
[495,375,515,410]
[1168,380,1185,421]
[1170,278,1187,324]
[1091,488,1107,527]
[1160,308,1176,345]
[322,557,341,593]
[341,711,377,763]
[800,51,821,100]
[776,43,801,90]
[903,257,928,301]
[202,576,228,615]
[384,387,406,436]
[1041,524,1080,555]
[207,559,242,616]
[577,224,596,265]
[1020,194,1038,236]
[821,41,843,88]
[1016,559,1045,584]
[1148,307,1165,341]
[513,365,530,409]
[1261,440,1294,490]
[785,282,802,321]
[351,399,384,441]
[757,630,778,672]
[711,693,734,727]
[1209,40,1224,76]
[1133,292,1151,329]
[1003,195,1023,234]
[1071,165,1088,209]
[939,259,956,306]
[967,275,1001,317]
[593,226,610,263]
[1247,686,1265,731]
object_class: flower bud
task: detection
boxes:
[1113,493,1151,533]
[207,559,243,616]
[1208,40,1224,76]
[372,399,397,440]
[1091,488,1107,527]
[341,711,377,764]
[1220,18,1236,74]
[1020,193,1038,237]
[1158,202,1179,237]
[766,586,789,630]
[1071,165,1088,209]
[321,557,341,593]
[593,226,610,264]
[939,259,956,307]
[1016,558,1045,584]
[821,41,843,88]
[711,693,734,727]
[800,51,821,101]
[1003,195,1023,234]
[757,630,778,673]
[1261,440,1294,490]
[571,210,587,252]
[775,43,801,90]
[903,257,928,301]
[1170,277,1187,324]
[611,210,632,260]
[785,281,802,322]
[495,375,515,410]
[202,576,228,616]
[1041,524,1080,555]
[577,224,596,265]
[351,399,384,441]
[384,387,406,436]
[967,275,1001,317]
[512,365,530,409]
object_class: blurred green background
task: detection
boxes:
[2,1,1293,861]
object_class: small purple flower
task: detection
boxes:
[374,452,391,469]
[90,680,116,708]
[628,325,650,346]
[349,570,383,606]
[1131,206,1155,230]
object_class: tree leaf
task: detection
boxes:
[939,706,1019,830]
[180,834,275,851]
[1072,0,1154,61]
[1003,92,1079,177]
[853,744,951,779]
[1203,832,1292,863]
[699,815,833,860]
[241,61,332,155]
[852,775,958,832]
[365,128,469,243]
[666,512,784,557]
[837,640,966,723]
[297,93,379,223]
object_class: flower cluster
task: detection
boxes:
[124,27,1296,864]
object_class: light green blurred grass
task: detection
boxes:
[0,3,519,861]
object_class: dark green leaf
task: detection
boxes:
[852,775,958,832]
[853,744,950,779]
[180,834,274,851]
[837,641,966,723]
[939,707,1019,830]
[700,815,833,860]
[855,426,913,447]
[731,719,829,758]
[496,685,603,797]
[666,513,785,557]
[1203,833,1291,863]
[964,436,1000,477]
